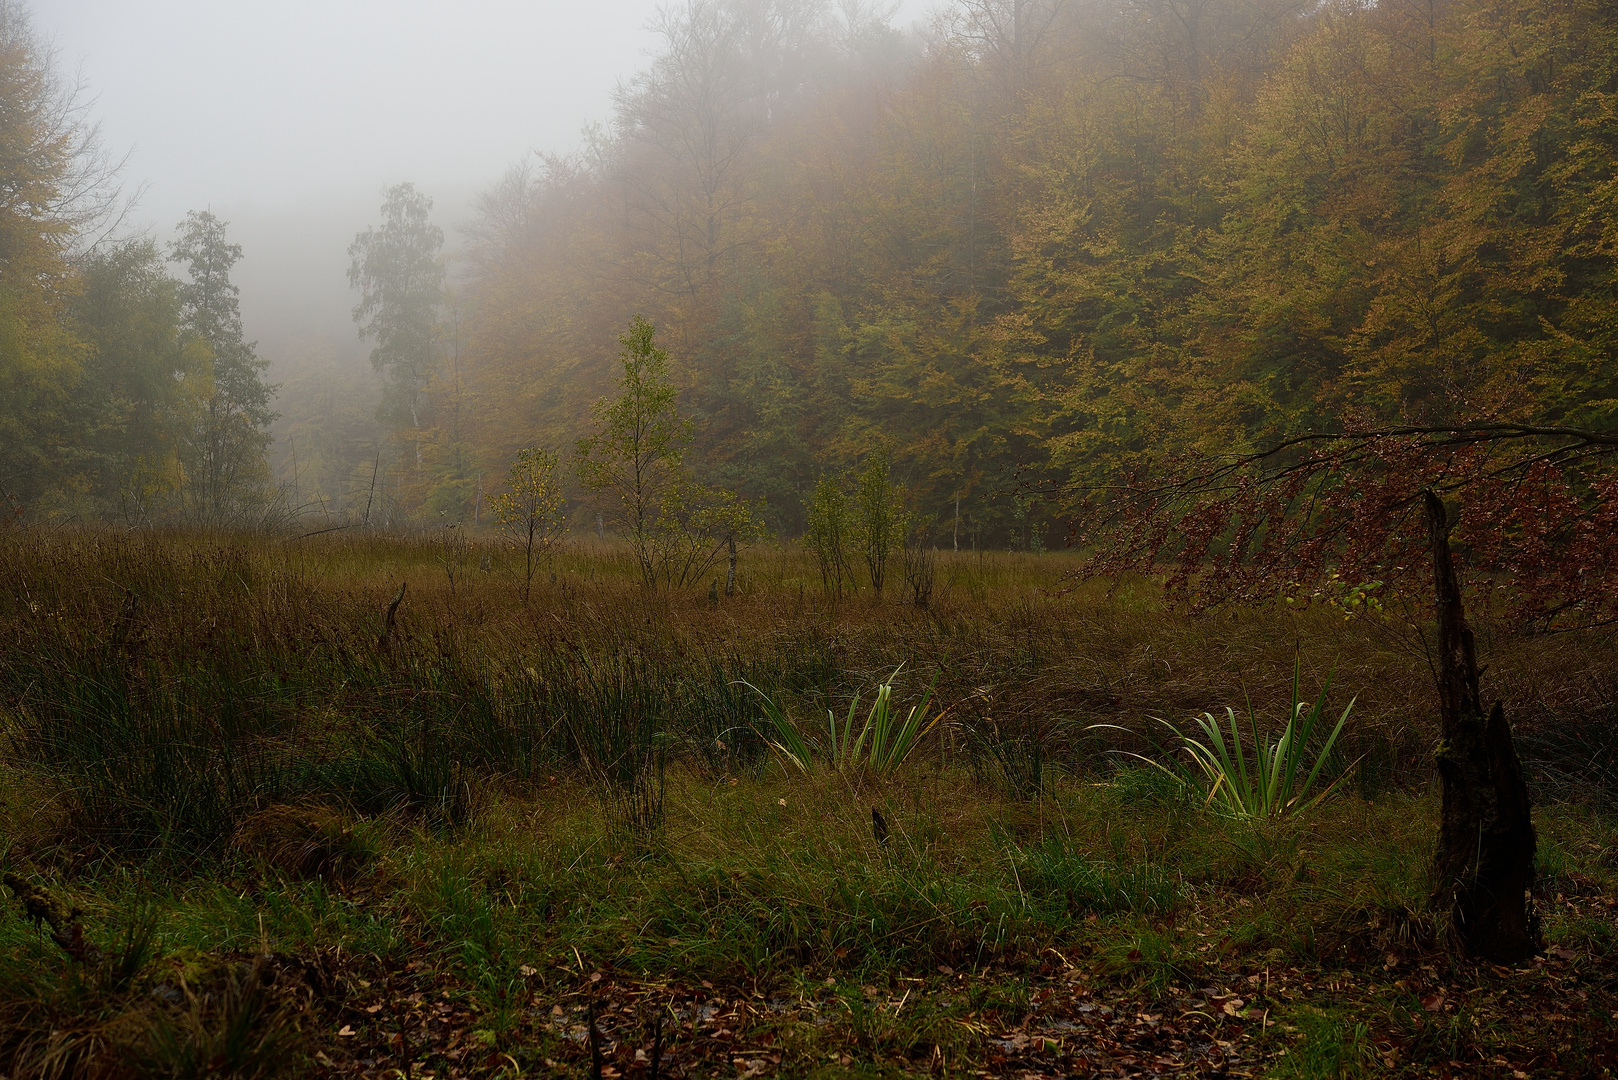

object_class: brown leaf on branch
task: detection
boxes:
[1071,422,1618,631]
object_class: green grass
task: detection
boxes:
[1270,1007,1374,1079]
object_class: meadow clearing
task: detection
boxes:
[0,531,1613,1078]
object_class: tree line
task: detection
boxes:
[0,2,277,526]
[5,0,1614,549]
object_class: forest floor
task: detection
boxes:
[0,532,1614,1078]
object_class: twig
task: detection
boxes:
[588,997,605,1080]
[284,523,360,543]
[379,582,407,648]
[364,450,381,527]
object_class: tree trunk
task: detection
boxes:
[1424,490,1539,961]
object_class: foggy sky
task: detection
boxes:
[37,0,660,227]
[35,0,932,230]
[30,0,932,454]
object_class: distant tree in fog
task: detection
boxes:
[71,238,195,523]
[347,183,445,466]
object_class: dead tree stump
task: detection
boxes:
[1424,490,1539,961]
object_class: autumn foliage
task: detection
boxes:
[404,0,1618,545]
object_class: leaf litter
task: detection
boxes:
[301,896,1617,1079]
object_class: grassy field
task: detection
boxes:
[0,530,1614,1078]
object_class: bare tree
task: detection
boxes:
[951,0,1072,96]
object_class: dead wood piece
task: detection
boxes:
[1425,490,1540,962]
[3,872,106,965]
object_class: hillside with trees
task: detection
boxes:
[421,0,1617,545]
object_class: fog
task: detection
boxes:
[32,0,935,506]
[28,2,656,467]
[38,0,676,222]
[33,0,931,472]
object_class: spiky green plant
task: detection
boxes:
[749,666,943,779]
[1106,661,1357,819]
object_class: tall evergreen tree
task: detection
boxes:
[169,210,277,525]
[72,238,198,523]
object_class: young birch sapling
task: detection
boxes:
[488,447,567,601]
[576,316,764,590]
[805,475,853,600]
[854,448,905,595]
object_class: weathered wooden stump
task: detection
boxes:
[1424,490,1540,961]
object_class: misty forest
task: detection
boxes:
[2,0,1617,1076]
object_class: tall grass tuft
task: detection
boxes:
[8,649,299,857]
[677,652,776,776]
[554,651,669,840]
[964,715,1058,801]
